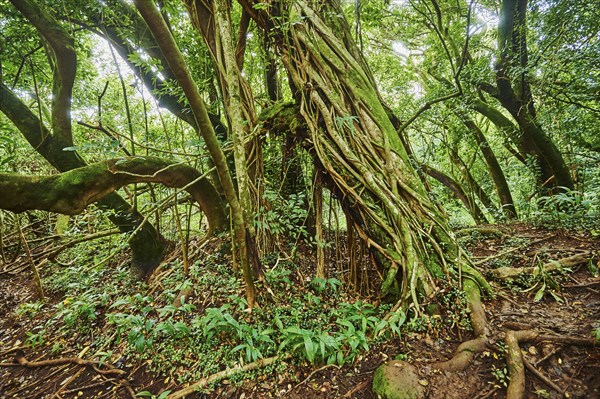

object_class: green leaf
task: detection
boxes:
[533,283,546,302]
[157,391,171,399]
[304,336,316,363]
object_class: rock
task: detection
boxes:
[372,360,426,399]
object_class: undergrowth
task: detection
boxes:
[11,231,474,395]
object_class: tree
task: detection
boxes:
[1,0,167,275]
[488,0,574,191]
[132,0,258,306]
[236,0,489,305]
[0,156,227,234]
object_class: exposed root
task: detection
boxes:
[431,336,488,372]
[431,279,489,372]
[492,251,591,280]
[429,277,598,398]
[0,350,126,376]
[505,330,526,399]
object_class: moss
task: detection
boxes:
[372,360,425,399]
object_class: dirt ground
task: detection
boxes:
[1,223,599,398]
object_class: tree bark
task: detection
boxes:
[493,0,573,191]
[462,118,517,219]
[420,164,488,224]
[0,85,165,276]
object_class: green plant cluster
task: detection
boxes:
[532,187,597,230]
[16,243,413,387]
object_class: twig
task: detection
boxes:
[474,234,556,265]
[534,347,560,367]
[51,367,84,399]
[563,278,600,288]
[342,379,370,397]
[0,345,25,356]
[287,363,341,395]
[62,379,115,394]
[1,350,126,376]
[478,386,499,399]
[523,357,563,394]
[16,217,45,300]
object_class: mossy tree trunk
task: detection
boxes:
[462,117,517,219]
[0,156,227,236]
[242,0,489,307]
[489,0,573,192]
[420,164,488,224]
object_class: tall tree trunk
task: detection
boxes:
[462,118,517,219]
[242,0,489,307]
[420,164,488,224]
[493,0,573,191]
[133,0,256,307]
[446,145,496,217]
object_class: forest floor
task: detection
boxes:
[0,222,599,399]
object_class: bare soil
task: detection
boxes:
[1,223,599,398]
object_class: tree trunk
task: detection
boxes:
[494,0,573,191]
[420,164,488,224]
[242,0,489,307]
[134,0,256,307]
[0,82,166,275]
[462,118,517,219]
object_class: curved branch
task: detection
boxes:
[0,156,228,235]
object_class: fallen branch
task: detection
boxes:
[168,354,288,399]
[0,350,126,376]
[492,251,591,280]
[455,227,504,237]
[288,363,341,394]
[474,234,556,265]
